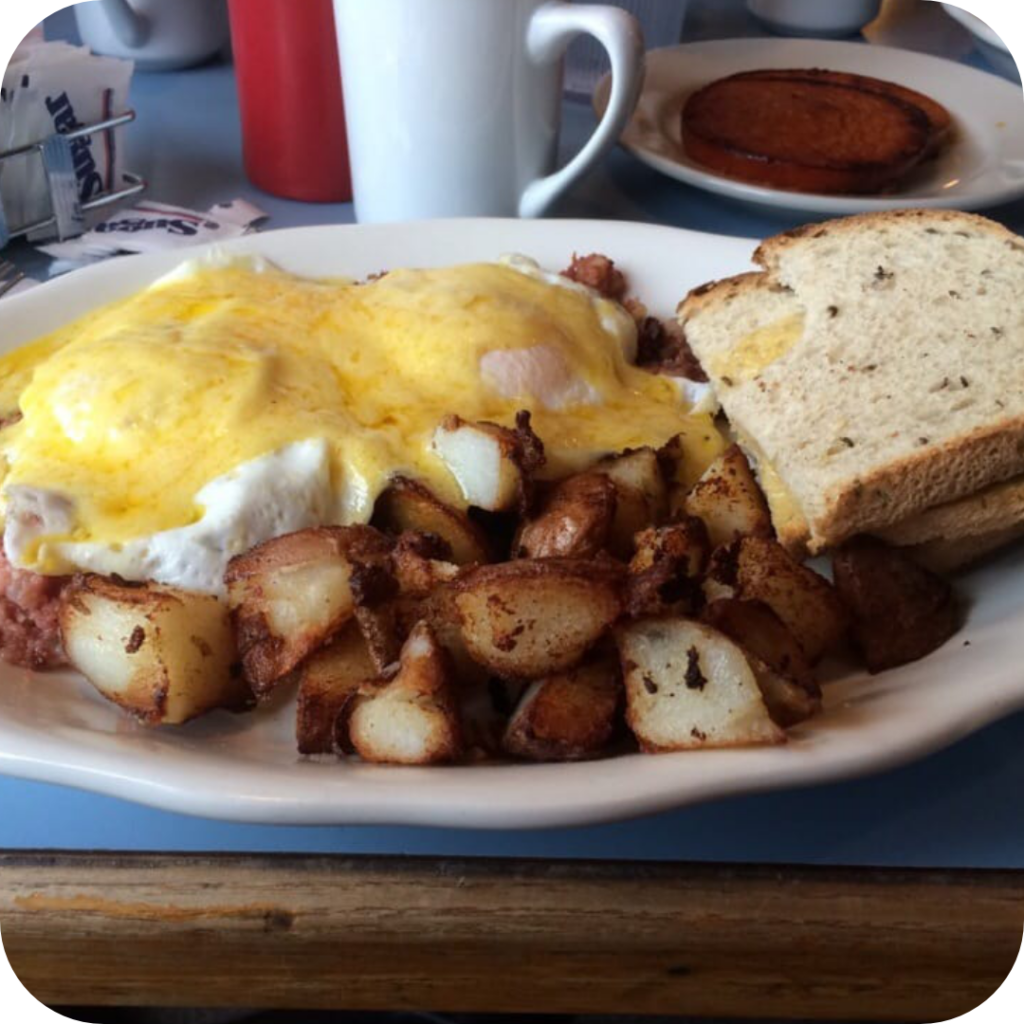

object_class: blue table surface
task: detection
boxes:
[2,1,1022,866]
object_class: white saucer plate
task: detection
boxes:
[595,39,1024,217]
[0,218,1022,828]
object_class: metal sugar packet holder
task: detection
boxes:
[0,110,146,249]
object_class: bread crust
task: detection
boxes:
[754,209,1021,277]
[811,415,1024,551]
[906,524,1024,574]
[876,475,1024,547]
[677,271,782,321]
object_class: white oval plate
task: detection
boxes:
[1,218,1023,829]
[594,39,1024,217]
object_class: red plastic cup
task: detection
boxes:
[227,0,352,202]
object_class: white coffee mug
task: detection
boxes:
[333,0,645,222]
[74,0,230,71]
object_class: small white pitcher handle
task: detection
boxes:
[100,0,151,48]
[519,0,644,219]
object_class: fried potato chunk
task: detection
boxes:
[226,526,394,698]
[454,559,624,679]
[515,473,617,559]
[60,575,247,726]
[346,621,462,765]
[630,517,710,576]
[390,531,461,596]
[681,445,772,547]
[431,411,545,513]
[392,542,461,599]
[296,623,377,755]
[832,537,959,673]
[502,657,622,762]
[398,582,487,689]
[660,427,730,494]
[373,476,492,565]
[706,537,848,664]
[353,603,402,674]
[702,598,821,727]
[626,518,710,619]
[617,618,784,751]
[594,447,669,556]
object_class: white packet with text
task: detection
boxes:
[38,199,268,264]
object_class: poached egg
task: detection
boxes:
[0,254,722,593]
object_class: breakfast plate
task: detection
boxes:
[0,217,1023,828]
[593,39,1024,217]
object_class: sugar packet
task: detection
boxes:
[1,39,133,235]
[38,199,268,267]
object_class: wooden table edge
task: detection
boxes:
[1,852,1021,1020]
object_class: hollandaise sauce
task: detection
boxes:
[0,257,722,580]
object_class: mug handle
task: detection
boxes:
[101,0,151,48]
[519,0,644,219]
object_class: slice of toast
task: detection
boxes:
[904,522,1024,574]
[679,211,1024,558]
[874,475,1024,549]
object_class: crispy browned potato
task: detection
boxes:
[630,517,710,576]
[60,575,248,726]
[746,656,821,730]
[681,445,772,547]
[390,531,461,596]
[431,411,545,513]
[502,657,622,762]
[345,621,462,765]
[701,598,816,690]
[359,530,476,684]
[226,526,394,698]
[594,447,669,556]
[660,427,729,494]
[706,537,848,664]
[296,623,377,755]
[373,476,492,565]
[454,559,624,679]
[625,518,710,619]
[353,603,402,673]
[617,618,784,751]
[515,472,617,559]
[702,599,821,727]
[832,537,959,673]
[398,582,488,688]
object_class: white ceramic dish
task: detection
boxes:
[942,4,1019,80]
[1,218,1023,829]
[594,39,1024,217]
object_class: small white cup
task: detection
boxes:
[74,0,230,71]
[747,0,882,38]
[332,0,645,222]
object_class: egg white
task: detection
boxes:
[5,440,335,596]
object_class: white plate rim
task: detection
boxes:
[0,217,1022,830]
[594,38,1024,217]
